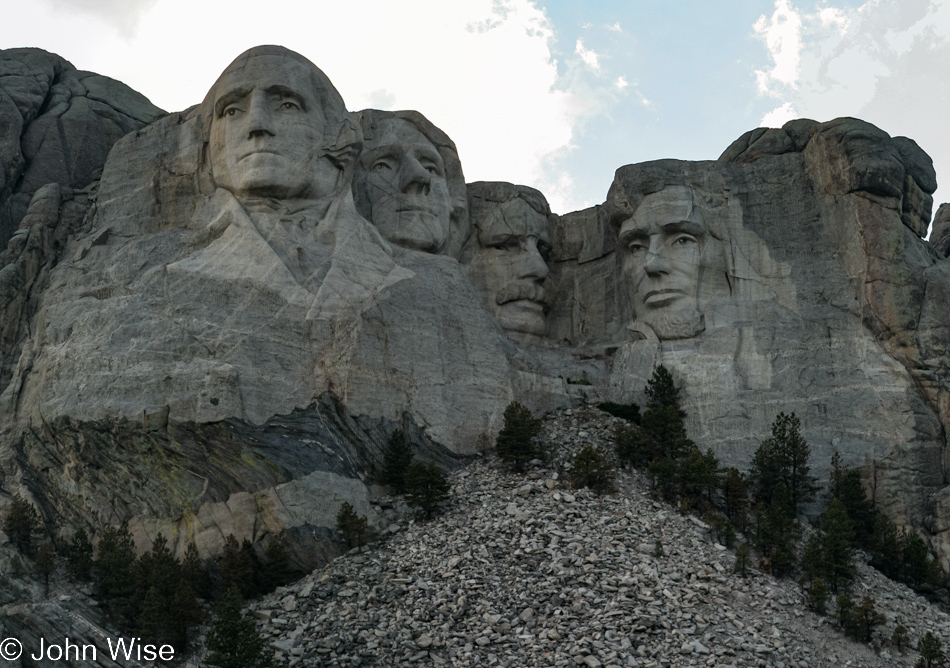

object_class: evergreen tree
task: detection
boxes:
[849,597,885,642]
[807,577,828,614]
[241,538,267,597]
[381,429,413,493]
[169,578,202,654]
[647,456,679,502]
[66,527,94,581]
[828,451,846,501]
[495,402,542,472]
[613,423,656,469]
[917,631,947,668]
[405,461,451,519]
[869,513,902,579]
[822,498,855,593]
[134,533,181,643]
[892,623,910,652]
[734,543,750,576]
[839,470,876,548]
[219,535,254,600]
[750,412,817,512]
[836,593,855,633]
[720,467,749,531]
[4,494,41,555]
[596,402,641,423]
[137,586,168,644]
[336,502,369,548]
[641,405,693,461]
[755,482,799,577]
[204,588,272,668]
[34,543,55,595]
[570,445,615,494]
[644,364,683,413]
[799,533,825,585]
[264,538,292,589]
[95,524,138,627]
[679,447,719,505]
[182,542,211,599]
[902,530,932,588]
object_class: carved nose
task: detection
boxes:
[520,239,549,281]
[644,239,671,275]
[399,156,431,195]
[246,93,275,139]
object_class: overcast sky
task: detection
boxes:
[3,0,949,222]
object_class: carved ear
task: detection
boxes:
[321,116,363,171]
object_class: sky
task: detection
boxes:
[2,0,950,222]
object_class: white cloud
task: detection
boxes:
[761,101,798,127]
[753,0,804,94]
[575,39,601,70]
[1,0,619,213]
[616,76,629,89]
[606,22,622,33]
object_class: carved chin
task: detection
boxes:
[639,306,705,341]
[496,300,547,337]
[377,210,447,251]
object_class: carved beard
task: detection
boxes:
[632,307,705,341]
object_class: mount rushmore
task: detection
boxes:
[2,45,950,570]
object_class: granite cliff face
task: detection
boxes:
[1,46,950,574]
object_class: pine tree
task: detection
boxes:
[241,539,267,597]
[4,494,42,555]
[381,429,413,493]
[95,524,138,627]
[66,527,94,581]
[336,502,369,548]
[264,538,292,589]
[828,451,845,501]
[807,577,828,614]
[204,588,272,668]
[755,482,799,577]
[679,447,719,505]
[645,364,682,413]
[134,533,182,643]
[917,631,947,668]
[720,467,749,531]
[902,530,932,588]
[750,412,816,512]
[495,402,542,472]
[181,542,211,599]
[571,445,615,494]
[869,513,902,579]
[34,543,55,595]
[613,423,656,469]
[892,623,910,652]
[799,533,824,584]
[641,405,693,461]
[822,498,855,593]
[404,461,451,519]
[168,578,202,654]
[840,470,876,548]
[734,543,750,576]
[219,535,254,600]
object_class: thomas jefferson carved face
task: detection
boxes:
[208,52,341,201]
[357,117,452,252]
[619,186,706,340]
[464,190,551,340]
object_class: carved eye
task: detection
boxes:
[372,159,394,173]
[672,235,697,247]
[490,238,520,252]
[627,241,647,254]
[280,100,300,111]
[224,107,238,117]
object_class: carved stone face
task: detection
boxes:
[619,187,706,339]
[466,197,551,339]
[358,117,452,252]
[209,53,339,200]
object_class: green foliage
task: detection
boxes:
[204,588,272,668]
[168,579,202,653]
[220,535,255,600]
[750,412,817,513]
[66,527,94,581]
[495,402,543,472]
[597,402,641,423]
[648,456,679,502]
[645,365,682,413]
[336,502,370,548]
[720,467,749,531]
[34,543,55,594]
[94,524,138,627]
[892,623,910,652]
[847,597,885,642]
[828,451,846,501]
[835,593,854,632]
[807,577,828,614]
[822,499,855,593]
[839,470,876,547]
[134,533,182,645]
[405,461,451,519]
[381,429,413,494]
[182,542,211,599]
[613,423,656,468]
[903,530,932,588]
[571,445,615,494]
[264,538,292,589]
[799,534,824,585]
[869,512,902,579]
[734,543,750,576]
[754,482,799,577]
[641,405,693,461]
[678,447,720,505]
[654,539,664,558]
[917,631,948,668]
[4,494,41,555]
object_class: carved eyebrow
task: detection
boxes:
[214,87,253,117]
[264,85,308,110]
[659,220,705,236]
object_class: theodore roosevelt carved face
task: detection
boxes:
[618,186,707,340]
[205,46,353,202]
[463,183,552,342]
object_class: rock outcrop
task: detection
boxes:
[1,45,950,578]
